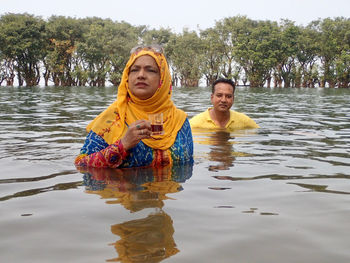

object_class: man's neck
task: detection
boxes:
[209,108,230,128]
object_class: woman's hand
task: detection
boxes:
[121,120,152,150]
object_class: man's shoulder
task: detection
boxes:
[189,109,212,127]
[191,110,208,118]
[190,108,210,119]
[228,110,260,129]
[230,110,251,119]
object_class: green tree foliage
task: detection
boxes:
[310,17,350,88]
[106,22,141,86]
[168,29,204,87]
[45,16,85,86]
[336,50,350,88]
[275,20,300,88]
[294,25,320,87]
[142,27,173,47]
[234,19,280,87]
[0,14,349,88]
[0,13,46,86]
[214,16,253,84]
[199,28,225,86]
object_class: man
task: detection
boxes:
[189,78,259,130]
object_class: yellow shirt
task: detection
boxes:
[189,108,260,131]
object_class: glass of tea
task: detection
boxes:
[149,113,164,135]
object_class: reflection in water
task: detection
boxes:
[78,164,193,262]
[213,173,350,182]
[288,182,350,195]
[0,180,82,202]
[192,129,254,172]
[207,131,236,171]
[0,170,81,202]
[110,211,178,263]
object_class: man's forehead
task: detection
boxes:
[214,83,234,94]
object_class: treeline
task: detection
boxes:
[0,13,349,88]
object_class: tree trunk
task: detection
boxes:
[180,78,199,87]
[266,77,271,88]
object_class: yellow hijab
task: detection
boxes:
[86,49,187,150]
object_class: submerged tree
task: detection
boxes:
[45,16,85,86]
[0,13,46,86]
[168,30,204,87]
[107,22,142,86]
[199,27,225,86]
[312,17,350,88]
[234,19,280,87]
[294,25,320,88]
[0,13,349,88]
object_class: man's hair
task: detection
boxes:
[211,78,235,94]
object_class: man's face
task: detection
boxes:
[211,83,234,112]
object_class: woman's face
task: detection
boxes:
[128,55,160,100]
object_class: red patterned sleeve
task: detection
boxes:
[74,140,129,168]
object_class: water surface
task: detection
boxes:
[0,86,349,262]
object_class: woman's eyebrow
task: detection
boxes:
[131,64,157,68]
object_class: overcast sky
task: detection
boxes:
[1,0,349,32]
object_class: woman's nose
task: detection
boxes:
[137,69,146,78]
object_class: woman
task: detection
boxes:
[75,45,193,168]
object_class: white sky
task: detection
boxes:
[1,0,349,32]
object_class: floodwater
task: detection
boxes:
[0,86,349,263]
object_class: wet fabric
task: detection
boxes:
[189,108,260,130]
[76,119,193,168]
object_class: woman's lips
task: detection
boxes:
[135,82,147,87]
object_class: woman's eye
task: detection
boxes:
[145,67,157,73]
